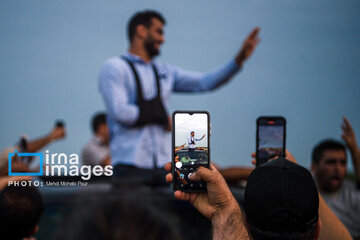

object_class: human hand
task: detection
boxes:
[164,162,240,220]
[235,27,261,67]
[202,134,206,139]
[175,144,186,154]
[341,117,358,153]
[166,116,172,132]
[49,126,66,141]
[251,150,297,166]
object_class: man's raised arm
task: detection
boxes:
[164,163,250,240]
[172,27,260,93]
[341,117,360,187]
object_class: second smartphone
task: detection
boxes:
[256,116,286,167]
[172,111,210,192]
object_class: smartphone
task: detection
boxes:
[55,120,65,128]
[256,116,286,167]
[172,111,210,192]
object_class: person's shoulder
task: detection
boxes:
[81,138,94,153]
[153,60,178,73]
[340,180,360,199]
[342,179,360,192]
[82,137,102,153]
[99,56,131,82]
[101,56,129,72]
[342,179,357,189]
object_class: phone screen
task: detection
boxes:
[256,117,286,167]
[173,111,209,192]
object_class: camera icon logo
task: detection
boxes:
[8,150,43,176]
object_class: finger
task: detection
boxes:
[251,159,256,166]
[341,119,349,132]
[248,27,260,39]
[164,162,171,172]
[251,152,256,158]
[174,190,192,201]
[343,117,353,132]
[210,163,217,171]
[188,172,199,181]
[341,133,346,141]
[166,173,173,183]
[189,166,215,182]
[341,123,351,136]
[341,122,346,132]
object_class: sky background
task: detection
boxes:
[175,113,208,148]
[1,0,359,171]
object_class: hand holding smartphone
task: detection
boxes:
[172,111,210,192]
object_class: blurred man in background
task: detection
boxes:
[81,112,111,167]
[99,10,260,179]
[311,117,360,239]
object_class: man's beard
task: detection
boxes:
[144,38,160,59]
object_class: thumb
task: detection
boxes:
[189,166,214,182]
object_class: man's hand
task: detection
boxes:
[165,163,238,220]
[341,117,359,153]
[341,117,360,185]
[164,162,250,239]
[235,27,261,67]
[49,126,66,141]
[175,144,186,153]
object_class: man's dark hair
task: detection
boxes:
[312,139,346,165]
[0,186,44,240]
[127,10,166,42]
[92,112,107,133]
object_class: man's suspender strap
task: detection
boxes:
[121,56,161,101]
[121,57,144,102]
[120,56,168,128]
[151,64,161,97]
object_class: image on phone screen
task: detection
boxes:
[173,112,209,192]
